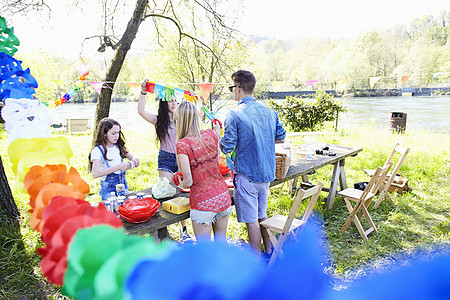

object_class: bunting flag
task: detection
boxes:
[401,75,411,86]
[76,63,89,78]
[44,63,89,108]
[369,76,383,89]
[198,83,214,105]
[174,88,185,102]
[154,84,165,99]
[306,80,320,90]
[127,82,140,88]
[432,72,449,79]
[145,81,199,102]
[89,82,104,95]
[336,79,350,92]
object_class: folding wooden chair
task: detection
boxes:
[365,143,410,208]
[261,181,323,267]
[339,164,391,241]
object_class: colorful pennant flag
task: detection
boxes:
[127,82,140,88]
[198,83,214,105]
[89,82,104,95]
[401,75,411,86]
[306,80,320,90]
[144,81,199,102]
[369,77,383,89]
[336,79,350,92]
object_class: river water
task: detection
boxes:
[48,95,450,133]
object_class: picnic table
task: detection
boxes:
[122,143,362,240]
[272,143,362,209]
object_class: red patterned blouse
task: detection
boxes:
[176,129,231,212]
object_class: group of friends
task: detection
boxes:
[89,70,286,256]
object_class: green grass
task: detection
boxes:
[1,124,449,298]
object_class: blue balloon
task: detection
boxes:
[243,217,334,300]
[0,52,38,100]
[124,240,263,300]
[337,251,450,299]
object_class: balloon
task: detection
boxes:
[64,225,174,299]
[0,52,38,100]
[30,183,87,231]
[38,214,122,285]
[23,164,67,193]
[40,196,91,245]
[243,218,333,300]
[0,16,20,56]
[1,97,51,143]
[124,240,262,300]
[8,136,73,185]
[24,165,89,210]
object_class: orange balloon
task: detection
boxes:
[27,170,70,210]
[30,183,87,232]
[24,165,67,189]
[24,165,89,211]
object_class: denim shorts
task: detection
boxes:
[158,150,178,173]
[190,206,233,225]
[233,174,270,223]
[100,172,129,201]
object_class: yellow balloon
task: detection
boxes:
[8,136,73,183]
[15,151,70,188]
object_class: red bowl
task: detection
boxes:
[117,197,160,223]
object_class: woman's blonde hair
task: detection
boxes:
[173,101,201,140]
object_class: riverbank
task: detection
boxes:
[265,86,450,99]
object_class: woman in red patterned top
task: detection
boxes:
[173,101,232,241]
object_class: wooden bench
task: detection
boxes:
[66,118,91,134]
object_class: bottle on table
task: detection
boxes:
[106,191,118,213]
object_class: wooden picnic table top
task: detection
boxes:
[121,187,190,235]
[271,143,362,186]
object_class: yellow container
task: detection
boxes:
[162,197,190,214]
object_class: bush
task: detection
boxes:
[269,90,347,131]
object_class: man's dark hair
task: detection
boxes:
[231,70,256,94]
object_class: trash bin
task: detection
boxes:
[389,112,407,133]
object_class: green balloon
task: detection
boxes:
[0,16,20,56]
[63,225,175,299]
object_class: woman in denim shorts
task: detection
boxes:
[173,102,232,241]
[138,80,191,238]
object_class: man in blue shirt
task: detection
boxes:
[214,70,286,256]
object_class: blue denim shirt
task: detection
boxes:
[220,97,286,182]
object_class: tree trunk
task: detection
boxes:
[93,0,149,134]
[0,155,20,228]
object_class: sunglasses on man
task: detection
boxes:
[228,85,240,92]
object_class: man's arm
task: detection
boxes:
[274,110,287,143]
[218,114,238,154]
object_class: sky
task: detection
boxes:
[239,0,449,39]
[4,0,450,58]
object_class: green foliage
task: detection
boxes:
[248,10,449,90]
[268,90,347,131]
